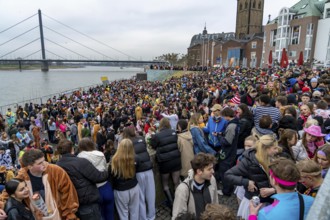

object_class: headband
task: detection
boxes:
[317,150,327,157]
[269,170,297,186]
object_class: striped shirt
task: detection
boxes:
[253,106,281,128]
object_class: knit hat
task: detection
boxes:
[312,90,322,98]
[311,78,318,83]
[302,87,310,93]
[230,96,240,105]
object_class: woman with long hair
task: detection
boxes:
[277,129,298,161]
[293,124,325,160]
[150,118,181,208]
[225,134,279,220]
[4,178,35,220]
[110,138,139,219]
[77,138,114,220]
[236,103,254,154]
[189,113,216,155]
[314,144,330,178]
[122,126,156,220]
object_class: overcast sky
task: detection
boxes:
[0,0,298,61]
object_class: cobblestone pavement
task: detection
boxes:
[155,193,239,220]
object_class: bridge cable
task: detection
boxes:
[0,26,39,47]
[22,50,41,59]
[45,38,89,59]
[0,38,40,59]
[45,50,67,60]
[0,13,38,34]
[44,26,114,60]
[42,13,138,60]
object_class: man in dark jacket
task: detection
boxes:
[57,139,108,220]
[218,107,240,196]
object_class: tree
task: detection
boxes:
[154,53,187,66]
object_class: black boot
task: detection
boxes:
[164,189,173,209]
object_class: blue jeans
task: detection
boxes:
[98,181,115,220]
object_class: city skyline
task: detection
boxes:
[0,0,298,60]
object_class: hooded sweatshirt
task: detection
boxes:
[78,150,107,187]
[177,130,194,177]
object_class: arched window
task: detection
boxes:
[245,1,248,9]
[258,1,262,9]
[240,3,243,10]
[253,1,256,8]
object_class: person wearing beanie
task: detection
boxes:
[299,92,311,107]
[310,78,318,90]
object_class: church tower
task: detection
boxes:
[235,0,264,39]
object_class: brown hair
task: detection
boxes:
[276,96,288,106]
[57,139,73,155]
[259,115,272,129]
[122,126,136,139]
[278,129,297,159]
[159,118,171,130]
[296,160,322,178]
[21,149,44,167]
[221,107,235,118]
[315,144,330,163]
[191,153,216,173]
[78,137,96,152]
[269,157,300,190]
[200,204,236,220]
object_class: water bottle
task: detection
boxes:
[31,192,49,216]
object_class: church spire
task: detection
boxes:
[202,23,208,35]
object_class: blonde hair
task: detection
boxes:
[200,204,236,220]
[304,119,319,128]
[111,138,135,179]
[188,112,201,129]
[255,135,278,174]
[245,135,257,145]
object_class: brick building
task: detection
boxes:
[262,0,328,68]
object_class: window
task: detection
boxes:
[251,52,257,67]
[251,41,257,49]
[326,34,330,61]
[327,9,330,18]
[245,1,248,9]
[307,23,313,36]
[258,1,261,9]
[270,29,277,47]
[253,1,256,8]
[289,51,296,57]
[291,26,300,45]
[240,3,242,10]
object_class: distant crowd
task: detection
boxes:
[0,65,329,220]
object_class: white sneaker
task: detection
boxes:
[217,190,223,196]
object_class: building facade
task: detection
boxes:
[314,0,330,67]
[263,0,328,68]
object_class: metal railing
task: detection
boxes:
[0,83,101,115]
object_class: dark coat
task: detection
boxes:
[150,128,181,174]
[4,197,35,220]
[224,149,273,203]
[237,116,254,150]
[57,154,108,205]
[240,94,255,107]
[132,136,153,173]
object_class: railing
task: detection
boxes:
[0,83,101,115]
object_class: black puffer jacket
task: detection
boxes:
[4,197,35,220]
[132,136,153,172]
[224,149,273,203]
[57,154,108,205]
[237,116,254,150]
[150,128,181,173]
[151,128,180,163]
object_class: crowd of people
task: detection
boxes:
[0,65,329,219]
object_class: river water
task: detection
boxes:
[0,66,142,109]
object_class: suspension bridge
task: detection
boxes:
[0,10,167,71]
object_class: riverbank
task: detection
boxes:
[0,64,84,70]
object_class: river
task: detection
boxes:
[0,66,143,109]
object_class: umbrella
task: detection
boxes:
[297,51,304,66]
[268,50,273,68]
[280,48,289,68]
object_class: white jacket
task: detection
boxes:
[78,150,107,187]
[292,140,308,161]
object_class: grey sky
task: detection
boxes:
[0,0,298,61]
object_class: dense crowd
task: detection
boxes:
[0,65,329,220]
